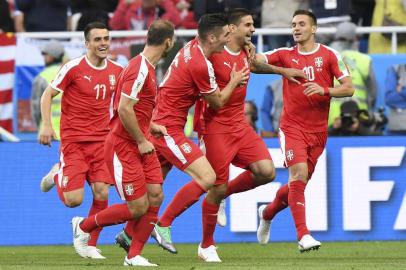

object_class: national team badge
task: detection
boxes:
[124,184,134,196]
[62,176,68,188]
[109,74,116,86]
[286,149,294,161]
[314,57,323,68]
[181,143,192,154]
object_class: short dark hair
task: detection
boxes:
[198,13,228,41]
[227,8,252,25]
[293,9,317,26]
[147,20,175,46]
[84,21,108,41]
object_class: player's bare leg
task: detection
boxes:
[153,156,216,254]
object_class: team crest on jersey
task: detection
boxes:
[109,74,116,86]
[314,57,323,68]
[181,143,192,154]
[62,176,68,188]
[124,184,134,196]
[286,149,294,161]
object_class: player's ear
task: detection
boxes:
[311,25,317,34]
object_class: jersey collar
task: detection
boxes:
[297,43,320,55]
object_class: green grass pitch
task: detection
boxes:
[0,241,405,269]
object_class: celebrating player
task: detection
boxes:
[256,9,354,252]
[39,22,123,259]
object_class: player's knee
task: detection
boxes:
[148,189,164,207]
[128,199,149,219]
[64,196,83,208]
[201,169,217,187]
[92,184,109,201]
[260,166,276,182]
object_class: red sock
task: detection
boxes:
[124,219,138,238]
[288,180,309,240]
[80,203,132,233]
[225,171,254,197]
[159,180,206,227]
[128,206,159,258]
[53,174,65,203]
[263,184,289,220]
[87,199,108,246]
[201,199,220,248]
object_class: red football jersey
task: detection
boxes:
[51,55,123,143]
[202,46,251,134]
[152,38,218,129]
[262,44,349,133]
[110,53,157,140]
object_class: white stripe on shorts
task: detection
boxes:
[113,152,126,200]
[279,128,287,165]
[164,135,187,165]
[57,152,65,188]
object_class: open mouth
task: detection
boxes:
[98,47,108,53]
[294,33,302,39]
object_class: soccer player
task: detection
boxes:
[70,19,176,266]
[39,22,123,259]
[255,9,354,252]
[196,8,307,262]
[143,13,249,254]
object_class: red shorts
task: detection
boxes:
[150,127,203,171]
[202,127,272,185]
[104,133,163,201]
[57,141,113,192]
[279,126,327,179]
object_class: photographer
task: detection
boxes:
[329,100,387,136]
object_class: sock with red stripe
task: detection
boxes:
[262,184,289,220]
[159,180,206,227]
[128,206,159,258]
[201,198,220,248]
[288,180,309,240]
[225,171,254,197]
[80,203,132,233]
[87,199,108,246]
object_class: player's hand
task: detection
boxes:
[281,68,306,84]
[150,122,168,138]
[303,82,324,96]
[244,43,256,64]
[138,140,155,155]
[39,125,57,147]
[230,64,249,86]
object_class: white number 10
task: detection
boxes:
[303,66,315,81]
[94,84,106,99]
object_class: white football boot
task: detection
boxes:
[123,255,158,266]
[198,244,222,262]
[86,246,106,259]
[40,163,59,192]
[257,204,271,245]
[72,217,90,258]
[298,234,321,253]
[216,200,227,227]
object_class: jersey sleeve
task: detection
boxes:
[260,49,283,66]
[121,57,148,101]
[50,63,73,93]
[190,56,218,95]
[329,49,350,80]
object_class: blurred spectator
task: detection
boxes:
[261,0,308,50]
[172,0,197,29]
[328,100,387,136]
[244,100,259,132]
[71,0,118,31]
[0,0,14,33]
[31,40,65,137]
[368,0,406,53]
[329,22,377,127]
[350,0,375,52]
[15,0,71,32]
[309,0,352,44]
[385,64,406,135]
[109,0,181,30]
[260,79,282,138]
[193,0,226,21]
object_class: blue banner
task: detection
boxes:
[0,137,405,245]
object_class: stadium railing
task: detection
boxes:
[16,26,406,54]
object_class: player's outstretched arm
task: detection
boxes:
[118,94,155,155]
[251,54,306,84]
[39,85,59,146]
[203,64,249,110]
[303,76,354,98]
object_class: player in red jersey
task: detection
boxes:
[39,22,123,259]
[255,10,354,252]
[70,20,175,266]
[144,13,249,254]
[197,8,307,262]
